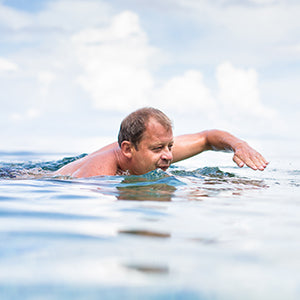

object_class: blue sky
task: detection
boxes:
[0,0,299,153]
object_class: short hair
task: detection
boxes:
[118,107,172,149]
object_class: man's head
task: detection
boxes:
[118,107,174,174]
[118,107,172,150]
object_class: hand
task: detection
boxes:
[232,142,269,171]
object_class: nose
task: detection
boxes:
[161,147,173,161]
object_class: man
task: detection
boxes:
[54,107,268,178]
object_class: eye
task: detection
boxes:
[153,146,163,151]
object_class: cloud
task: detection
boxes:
[154,62,278,135]
[0,0,111,32]
[156,0,300,68]
[155,70,216,113]
[0,0,290,152]
[10,108,41,121]
[0,2,30,30]
[72,10,157,111]
[279,43,300,57]
[37,71,55,86]
[0,57,19,73]
[216,62,276,118]
[36,0,112,31]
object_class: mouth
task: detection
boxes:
[158,165,169,171]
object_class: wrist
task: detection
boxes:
[231,140,247,152]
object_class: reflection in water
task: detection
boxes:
[0,156,268,203]
[1,151,298,299]
[188,237,219,245]
[117,183,176,201]
[119,229,171,238]
[125,264,169,275]
[116,170,179,201]
[174,168,268,201]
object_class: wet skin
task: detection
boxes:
[125,119,174,175]
[55,119,268,178]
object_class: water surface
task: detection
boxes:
[0,144,299,299]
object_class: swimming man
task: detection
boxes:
[54,107,268,178]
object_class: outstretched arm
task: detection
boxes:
[172,130,268,171]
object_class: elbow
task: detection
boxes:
[202,130,216,151]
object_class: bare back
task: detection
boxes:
[54,142,120,178]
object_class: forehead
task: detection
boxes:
[142,118,173,143]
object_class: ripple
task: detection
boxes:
[0,209,104,221]
[118,229,170,238]
[0,153,87,179]
[171,166,235,178]
[124,263,169,274]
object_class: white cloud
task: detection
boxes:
[0,3,31,30]
[37,71,55,86]
[279,43,300,57]
[250,0,282,4]
[167,0,300,66]
[155,70,216,113]
[217,62,277,120]
[37,71,56,101]
[10,108,41,122]
[36,0,112,31]
[72,11,157,111]
[0,0,111,32]
[0,57,19,73]
[0,0,292,152]
[155,62,278,134]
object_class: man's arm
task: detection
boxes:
[172,130,268,171]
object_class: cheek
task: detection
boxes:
[141,152,158,166]
[135,150,160,165]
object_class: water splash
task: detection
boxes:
[171,166,235,178]
[0,154,268,201]
[0,154,86,179]
[116,169,183,201]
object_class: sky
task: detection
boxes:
[0,0,299,153]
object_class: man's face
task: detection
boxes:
[130,118,174,175]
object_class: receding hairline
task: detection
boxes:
[144,110,172,130]
[144,116,173,134]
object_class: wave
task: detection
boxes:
[0,154,233,181]
[0,154,267,201]
[170,166,235,178]
[0,154,87,179]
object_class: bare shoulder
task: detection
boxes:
[55,143,120,178]
[73,151,117,177]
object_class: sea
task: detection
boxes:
[0,138,299,300]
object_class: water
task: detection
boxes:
[0,141,300,300]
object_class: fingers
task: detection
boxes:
[233,155,245,168]
[251,150,269,170]
[233,149,269,171]
[253,153,269,170]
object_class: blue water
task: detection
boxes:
[0,142,300,300]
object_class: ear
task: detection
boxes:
[120,141,133,159]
